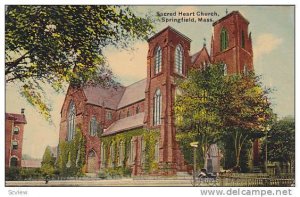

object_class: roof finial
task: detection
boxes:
[226,8,228,15]
[203,38,206,47]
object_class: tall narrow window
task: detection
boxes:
[110,144,114,167]
[220,28,228,51]
[130,139,136,164]
[241,30,245,48]
[118,141,124,166]
[153,89,162,125]
[89,116,97,136]
[155,140,159,162]
[223,64,228,76]
[101,143,105,168]
[67,100,76,141]
[141,137,146,164]
[155,46,162,74]
[175,45,183,74]
[243,64,248,75]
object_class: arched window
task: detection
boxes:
[67,101,76,141]
[241,30,245,48]
[155,140,159,162]
[141,137,146,164]
[130,139,136,164]
[89,116,97,136]
[155,46,162,74]
[153,89,162,125]
[175,45,183,74]
[100,143,105,168]
[223,64,228,76]
[118,141,124,166]
[110,143,114,167]
[10,157,18,167]
[220,28,229,51]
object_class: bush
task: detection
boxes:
[5,167,20,181]
[20,168,42,180]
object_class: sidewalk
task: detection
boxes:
[6,179,194,187]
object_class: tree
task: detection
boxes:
[262,117,295,172]
[175,64,273,168]
[175,65,224,166]
[6,5,154,121]
[41,146,56,177]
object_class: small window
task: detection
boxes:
[136,106,140,114]
[12,141,18,150]
[106,111,112,120]
[127,110,130,117]
[13,127,19,135]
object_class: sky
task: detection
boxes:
[5,6,295,159]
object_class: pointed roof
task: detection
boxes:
[148,26,192,42]
[117,79,147,109]
[83,85,125,109]
[82,78,146,110]
[213,11,249,26]
[191,46,211,65]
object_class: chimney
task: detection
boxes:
[21,108,25,115]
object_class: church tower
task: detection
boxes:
[144,26,191,174]
[211,11,253,74]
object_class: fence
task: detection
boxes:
[219,174,294,187]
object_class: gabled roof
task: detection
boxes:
[5,113,27,124]
[190,46,211,65]
[213,11,249,26]
[117,79,146,109]
[83,79,146,110]
[102,112,145,136]
[148,26,192,42]
[83,85,125,110]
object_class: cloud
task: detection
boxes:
[254,33,282,61]
[104,41,148,86]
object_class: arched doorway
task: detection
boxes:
[87,150,97,173]
[10,157,18,167]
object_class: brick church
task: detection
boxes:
[59,11,255,175]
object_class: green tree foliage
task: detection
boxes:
[175,64,273,168]
[5,5,154,121]
[262,117,295,170]
[41,146,56,176]
[56,125,86,177]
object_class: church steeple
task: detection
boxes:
[211,11,253,74]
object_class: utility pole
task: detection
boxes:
[190,142,199,186]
